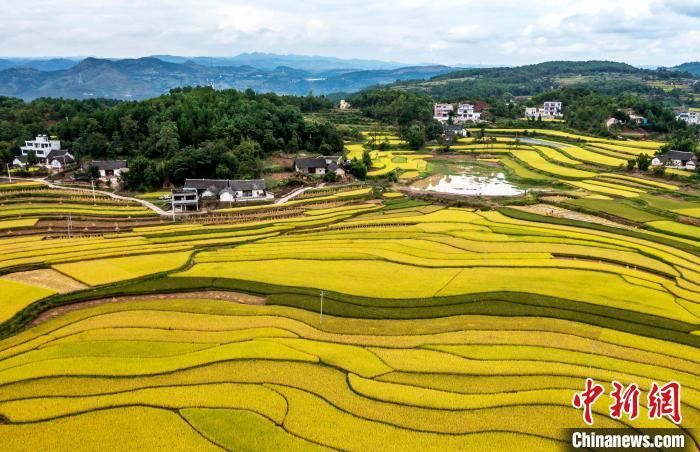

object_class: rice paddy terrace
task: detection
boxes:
[1,130,700,450]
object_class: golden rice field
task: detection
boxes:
[0,296,697,450]
[1,129,699,450]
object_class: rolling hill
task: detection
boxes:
[0,57,455,100]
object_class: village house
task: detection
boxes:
[171,187,199,212]
[21,134,62,160]
[651,150,698,171]
[339,99,351,110]
[182,178,273,203]
[16,134,75,170]
[13,149,75,171]
[294,156,345,177]
[46,150,76,170]
[433,103,454,122]
[525,101,563,119]
[91,160,129,180]
[676,112,700,125]
[433,103,482,123]
[455,103,482,123]
[606,109,648,128]
[443,124,468,138]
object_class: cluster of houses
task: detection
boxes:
[339,99,352,110]
[13,135,75,171]
[525,101,563,120]
[676,112,699,125]
[433,103,483,123]
[171,155,345,212]
[10,135,129,183]
[652,150,697,171]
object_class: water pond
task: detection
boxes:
[411,164,525,197]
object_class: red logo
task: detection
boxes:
[573,379,682,425]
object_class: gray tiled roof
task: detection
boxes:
[229,179,266,191]
[92,160,128,170]
[47,150,75,163]
[659,150,696,162]
[184,179,229,191]
[183,178,266,192]
[295,157,327,169]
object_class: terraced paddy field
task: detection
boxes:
[2,133,700,449]
[0,189,699,449]
[0,185,155,219]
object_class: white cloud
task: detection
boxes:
[0,0,696,66]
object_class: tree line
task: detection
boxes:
[0,87,344,190]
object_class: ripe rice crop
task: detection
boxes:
[0,278,55,323]
[53,251,193,285]
[511,150,596,179]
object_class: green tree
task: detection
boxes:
[349,159,367,180]
[156,121,180,157]
[362,150,373,169]
[402,123,426,150]
[636,153,651,171]
[26,150,38,167]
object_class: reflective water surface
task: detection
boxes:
[411,164,525,196]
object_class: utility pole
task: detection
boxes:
[67,214,72,238]
[319,290,324,324]
[171,195,176,223]
[5,163,11,183]
[91,178,96,205]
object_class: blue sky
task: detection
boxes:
[2,0,700,66]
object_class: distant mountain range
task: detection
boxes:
[152,53,408,71]
[0,54,698,101]
[0,58,80,72]
[0,54,457,100]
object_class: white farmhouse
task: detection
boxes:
[294,156,345,177]
[455,103,482,123]
[526,101,563,119]
[339,99,351,110]
[21,135,61,160]
[676,112,700,125]
[91,160,129,181]
[46,150,75,170]
[183,178,273,203]
[652,150,697,171]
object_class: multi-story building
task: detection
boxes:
[434,103,481,123]
[543,101,563,117]
[21,135,62,160]
[676,112,700,125]
[433,103,454,122]
[455,103,482,122]
[525,101,563,119]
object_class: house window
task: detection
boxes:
[243,190,252,197]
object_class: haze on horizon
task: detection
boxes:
[3,0,700,67]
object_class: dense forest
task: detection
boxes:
[349,90,443,148]
[0,87,343,190]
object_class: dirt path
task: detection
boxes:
[30,290,267,327]
[274,184,324,204]
[511,204,633,229]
